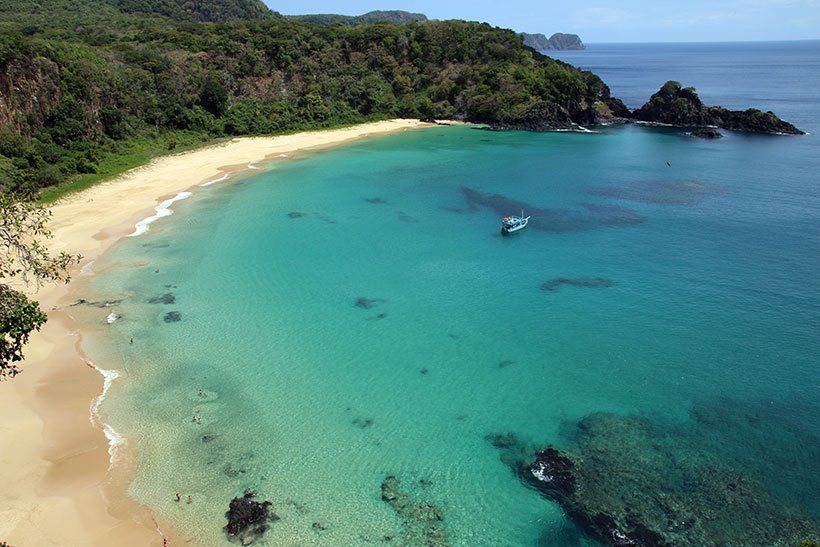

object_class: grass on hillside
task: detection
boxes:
[37,132,223,204]
[36,117,393,204]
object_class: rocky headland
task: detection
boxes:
[522,32,585,51]
[632,80,804,135]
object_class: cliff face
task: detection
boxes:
[0,58,62,137]
[522,32,585,51]
[632,81,803,134]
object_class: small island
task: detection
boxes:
[522,32,585,51]
[632,80,804,135]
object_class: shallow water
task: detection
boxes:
[85,42,820,546]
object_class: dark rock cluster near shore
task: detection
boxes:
[224,490,278,544]
[483,79,802,135]
[490,402,820,546]
[632,80,804,135]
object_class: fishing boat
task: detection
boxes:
[501,210,530,235]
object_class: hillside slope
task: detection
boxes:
[0,2,625,195]
[287,10,427,26]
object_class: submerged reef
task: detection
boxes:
[381,475,448,546]
[492,403,820,546]
[148,292,176,304]
[224,490,278,544]
[540,278,615,292]
[163,311,182,322]
[586,180,726,206]
[355,297,385,309]
[456,187,644,232]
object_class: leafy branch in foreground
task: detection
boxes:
[0,193,80,378]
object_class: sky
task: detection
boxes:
[264,1,820,42]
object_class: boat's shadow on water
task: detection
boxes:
[449,186,645,233]
[447,179,727,235]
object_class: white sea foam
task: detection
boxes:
[106,312,119,324]
[89,364,125,466]
[127,191,192,237]
[248,160,261,170]
[277,153,289,158]
[79,260,96,276]
[200,173,229,187]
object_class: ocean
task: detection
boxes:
[84,41,820,545]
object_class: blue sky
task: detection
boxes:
[265,1,820,42]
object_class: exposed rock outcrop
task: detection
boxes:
[522,32,585,51]
[689,127,722,139]
[632,81,803,134]
[0,57,62,137]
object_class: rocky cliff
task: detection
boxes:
[522,32,585,51]
[632,80,803,135]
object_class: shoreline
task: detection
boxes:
[0,119,432,546]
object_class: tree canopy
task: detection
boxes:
[0,0,623,197]
[0,193,79,378]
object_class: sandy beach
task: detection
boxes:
[0,119,430,546]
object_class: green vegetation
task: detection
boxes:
[0,193,80,377]
[0,0,621,199]
[287,10,428,26]
[632,80,803,134]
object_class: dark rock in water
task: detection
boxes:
[355,297,385,309]
[72,298,124,308]
[148,293,176,304]
[527,447,576,495]
[353,417,374,428]
[541,277,615,292]
[365,197,388,204]
[498,360,514,369]
[381,475,448,546]
[201,434,217,443]
[312,521,328,531]
[502,411,820,546]
[287,211,306,218]
[224,490,278,544]
[690,127,722,139]
[163,311,181,322]
[419,368,429,375]
[632,81,803,134]
[368,313,387,320]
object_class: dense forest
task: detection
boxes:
[0,0,625,198]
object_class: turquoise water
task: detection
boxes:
[87,45,820,545]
